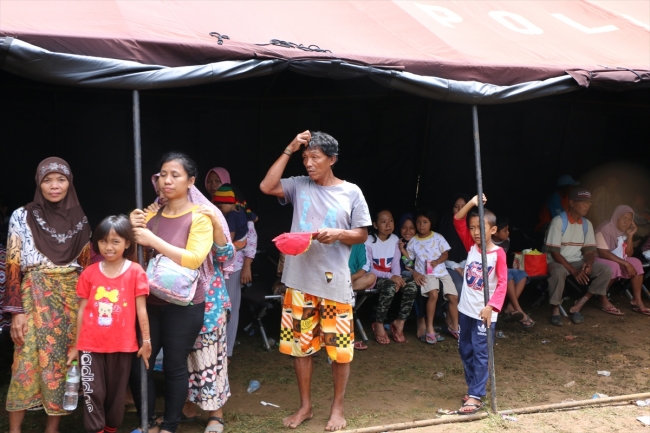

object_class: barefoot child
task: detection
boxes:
[67,215,151,433]
[406,210,458,344]
[453,195,507,414]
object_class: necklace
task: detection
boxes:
[101,259,127,278]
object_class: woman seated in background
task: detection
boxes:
[595,205,649,315]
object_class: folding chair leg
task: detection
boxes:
[258,318,271,351]
[625,289,633,301]
[559,305,568,317]
[355,317,368,343]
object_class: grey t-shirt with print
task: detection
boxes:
[279,176,371,304]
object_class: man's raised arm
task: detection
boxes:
[260,130,311,197]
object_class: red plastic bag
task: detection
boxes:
[272,232,319,256]
[524,254,548,276]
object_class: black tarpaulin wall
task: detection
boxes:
[2,68,649,249]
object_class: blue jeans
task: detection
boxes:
[458,312,495,399]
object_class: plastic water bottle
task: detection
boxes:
[63,361,80,411]
[247,380,261,394]
[154,349,164,372]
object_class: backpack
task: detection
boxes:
[559,211,589,239]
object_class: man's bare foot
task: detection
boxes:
[325,408,346,431]
[569,296,588,314]
[283,407,313,429]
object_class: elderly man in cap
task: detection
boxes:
[260,130,370,431]
[545,189,617,326]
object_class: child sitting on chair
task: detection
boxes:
[406,210,457,344]
[491,217,534,328]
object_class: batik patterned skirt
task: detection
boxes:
[187,312,230,411]
[6,268,79,415]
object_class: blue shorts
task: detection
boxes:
[508,268,528,285]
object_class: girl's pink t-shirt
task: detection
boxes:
[76,261,149,353]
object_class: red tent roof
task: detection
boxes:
[1,0,648,85]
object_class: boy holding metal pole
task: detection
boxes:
[453,195,507,415]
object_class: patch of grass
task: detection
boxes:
[223,411,289,433]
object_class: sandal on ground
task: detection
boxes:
[425,333,437,345]
[419,333,444,343]
[550,315,563,327]
[204,416,225,433]
[372,323,390,345]
[503,311,524,323]
[571,311,584,324]
[519,315,535,328]
[458,401,483,415]
[353,341,368,350]
[390,323,407,343]
[632,306,650,316]
[447,326,460,340]
[601,306,624,316]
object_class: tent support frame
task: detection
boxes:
[133,89,148,433]
[471,104,498,414]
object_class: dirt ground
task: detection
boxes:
[1,288,649,433]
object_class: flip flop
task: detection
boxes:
[390,323,407,343]
[419,333,444,342]
[602,306,624,316]
[503,311,524,323]
[458,401,483,415]
[372,323,390,345]
[632,306,650,316]
[519,315,535,328]
[353,341,368,350]
[571,311,584,324]
[425,333,437,345]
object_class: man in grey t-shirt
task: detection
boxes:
[261,130,370,432]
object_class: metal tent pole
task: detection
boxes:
[133,89,148,432]
[471,104,497,413]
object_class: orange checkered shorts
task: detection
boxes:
[279,288,354,363]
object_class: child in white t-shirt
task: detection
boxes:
[453,195,507,415]
[406,210,458,344]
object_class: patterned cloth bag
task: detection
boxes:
[146,209,199,305]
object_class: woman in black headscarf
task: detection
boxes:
[5,157,92,433]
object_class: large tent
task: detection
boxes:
[1,1,650,420]
[1,0,649,242]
